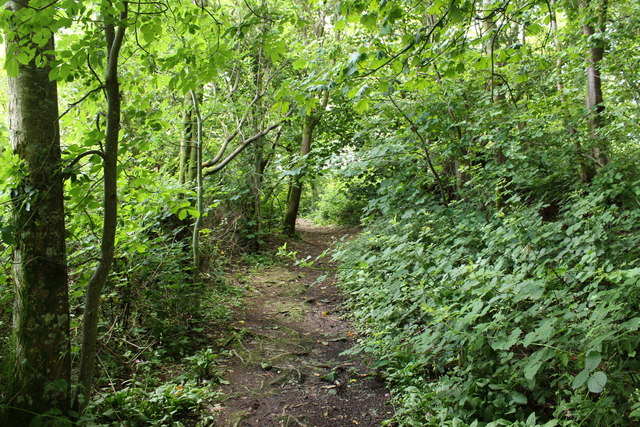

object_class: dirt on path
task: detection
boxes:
[213,220,392,426]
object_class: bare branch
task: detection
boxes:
[58,86,104,120]
[203,112,292,176]
[203,91,266,167]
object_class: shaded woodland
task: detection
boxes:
[1,0,639,425]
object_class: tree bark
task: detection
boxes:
[283,90,328,236]
[179,92,195,185]
[76,2,127,412]
[190,90,204,277]
[4,1,70,423]
[581,0,608,178]
[283,116,315,236]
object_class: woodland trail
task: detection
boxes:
[212,220,392,426]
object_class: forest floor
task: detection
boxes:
[211,219,392,426]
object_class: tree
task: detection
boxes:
[283,90,329,235]
[581,0,609,179]
[76,1,128,412]
[3,1,70,423]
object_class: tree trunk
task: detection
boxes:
[283,90,328,236]
[4,1,70,423]
[179,92,195,185]
[581,0,608,179]
[550,0,589,181]
[190,90,204,278]
[76,2,127,412]
[284,115,316,236]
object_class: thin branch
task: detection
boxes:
[64,150,105,173]
[203,111,292,176]
[242,0,273,22]
[58,87,104,120]
[87,54,104,89]
[202,91,267,167]
[387,94,448,204]
[355,8,449,79]
[493,72,520,109]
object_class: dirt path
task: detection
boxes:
[213,220,392,426]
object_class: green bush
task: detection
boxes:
[313,179,364,225]
[336,170,640,425]
[84,379,219,426]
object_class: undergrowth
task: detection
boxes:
[82,346,226,426]
[335,168,640,426]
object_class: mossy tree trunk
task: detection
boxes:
[4,1,71,423]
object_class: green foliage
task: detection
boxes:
[310,173,369,225]
[2,0,640,422]
[84,379,219,426]
[185,348,224,382]
[336,168,640,425]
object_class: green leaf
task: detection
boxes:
[526,23,543,36]
[360,13,378,31]
[16,51,30,65]
[522,331,536,347]
[535,319,555,341]
[491,328,522,351]
[587,371,607,393]
[292,59,307,70]
[623,317,640,330]
[584,350,601,373]
[5,58,19,77]
[571,369,589,389]
[354,99,370,114]
[523,354,543,380]
[140,22,159,44]
[511,391,527,405]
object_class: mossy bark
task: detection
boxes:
[4,1,71,423]
[179,92,196,185]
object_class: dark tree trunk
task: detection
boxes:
[283,91,329,236]
[4,1,70,423]
[283,115,315,236]
[76,2,128,412]
[179,92,196,185]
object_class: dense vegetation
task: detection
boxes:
[0,0,638,425]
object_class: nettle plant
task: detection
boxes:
[336,170,640,425]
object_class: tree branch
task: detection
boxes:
[64,150,105,173]
[203,112,292,176]
[58,87,104,120]
[387,94,448,204]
